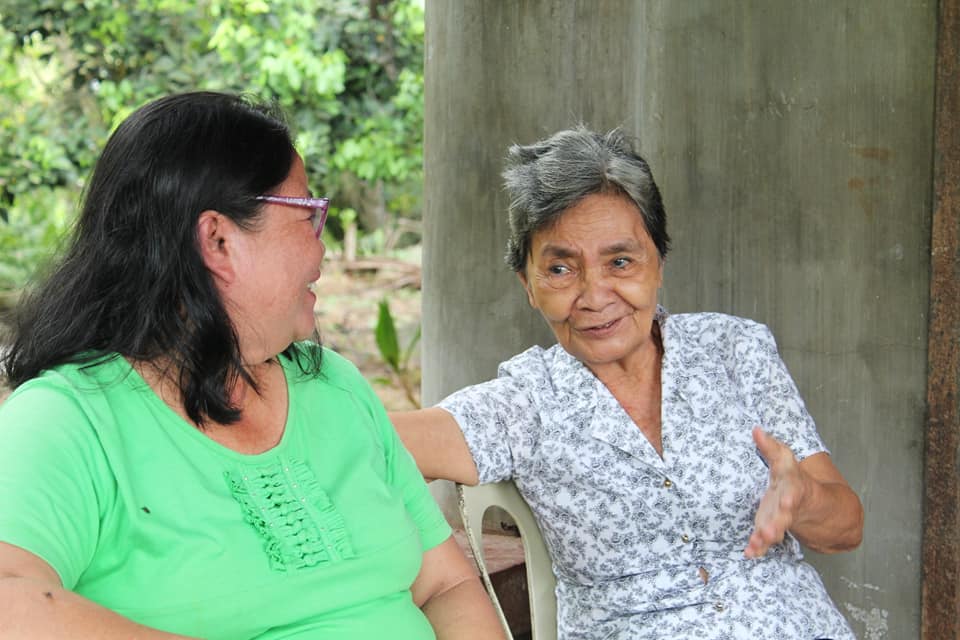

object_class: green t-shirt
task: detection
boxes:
[0,346,451,639]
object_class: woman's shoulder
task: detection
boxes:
[496,343,590,404]
[498,343,573,377]
[661,312,786,381]
[0,356,129,462]
[664,311,773,348]
[282,342,374,398]
[5,354,131,408]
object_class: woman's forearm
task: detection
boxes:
[790,473,864,553]
[0,576,195,639]
[421,577,507,640]
[414,536,506,639]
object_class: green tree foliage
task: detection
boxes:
[0,0,424,291]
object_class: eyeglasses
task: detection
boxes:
[255,194,330,239]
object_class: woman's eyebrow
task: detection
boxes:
[539,244,580,259]
[599,240,642,255]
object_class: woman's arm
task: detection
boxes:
[412,536,506,640]
[745,428,864,558]
[0,542,194,639]
[390,408,480,485]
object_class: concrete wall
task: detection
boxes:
[422,2,937,638]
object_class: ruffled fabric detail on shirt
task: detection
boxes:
[225,457,354,572]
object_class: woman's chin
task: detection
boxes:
[567,336,655,371]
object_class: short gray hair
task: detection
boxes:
[502,126,669,272]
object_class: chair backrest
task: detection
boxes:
[457,481,558,640]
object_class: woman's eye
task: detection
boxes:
[547,264,570,276]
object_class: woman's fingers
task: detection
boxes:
[745,428,804,558]
[745,490,789,558]
[753,427,790,469]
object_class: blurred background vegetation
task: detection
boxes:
[0,0,425,303]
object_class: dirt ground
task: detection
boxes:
[313,256,423,411]
[0,255,423,411]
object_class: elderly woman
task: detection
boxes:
[0,92,503,639]
[392,127,864,639]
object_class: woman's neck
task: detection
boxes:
[588,323,664,388]
[130,357,289,454]
[589,328,665,456]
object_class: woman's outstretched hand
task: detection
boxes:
[744,427,811,559]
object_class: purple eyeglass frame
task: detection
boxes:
[255,194,330,238]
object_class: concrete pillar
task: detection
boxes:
[423,3,937,637]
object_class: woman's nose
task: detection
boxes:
[576,268,615,309]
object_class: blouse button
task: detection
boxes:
[713,602,725,612]
[663,478,673,488]
[681,534,691,543]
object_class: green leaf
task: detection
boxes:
[402,323,421,368]
[375,298,400,372]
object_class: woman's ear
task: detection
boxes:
[196,210,237,284]
[516,271,536,308]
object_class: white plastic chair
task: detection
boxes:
[457,481,558,640]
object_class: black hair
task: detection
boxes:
[1,91,322,426]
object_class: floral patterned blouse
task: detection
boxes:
[438,308,855,639]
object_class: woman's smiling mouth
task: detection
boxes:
[578,317,621,336]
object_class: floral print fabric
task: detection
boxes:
[439,308,855,639]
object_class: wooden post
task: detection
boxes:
[922,0,960,637]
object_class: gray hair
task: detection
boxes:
[502,126,669,272]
